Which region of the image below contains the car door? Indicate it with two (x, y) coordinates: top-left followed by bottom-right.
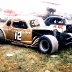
(9, 20), (32, 44)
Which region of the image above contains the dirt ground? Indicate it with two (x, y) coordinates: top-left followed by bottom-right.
(0, 44), (72, 72)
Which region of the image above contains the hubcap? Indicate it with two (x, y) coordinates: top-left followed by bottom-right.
(40, 40), (49, 52)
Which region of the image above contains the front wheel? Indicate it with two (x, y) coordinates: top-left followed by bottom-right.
(0, 30), (5, 44)
(38, 35), (58, 54)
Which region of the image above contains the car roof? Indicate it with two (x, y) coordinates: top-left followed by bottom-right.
(6, 15), (45, 27)
(46, 16), (65, 19)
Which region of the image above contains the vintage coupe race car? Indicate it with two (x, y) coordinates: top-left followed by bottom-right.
(44, 16), (69, 25)
(0, 16), (72, 54)
(44, 16), (72, 32)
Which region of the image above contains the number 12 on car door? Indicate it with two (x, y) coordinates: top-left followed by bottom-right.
(15, 31), (22, 41)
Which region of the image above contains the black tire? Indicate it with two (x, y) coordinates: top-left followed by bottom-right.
(0, 30), (5, 44)
(66, 33), (72, 37)
(38, 35), (58, 54)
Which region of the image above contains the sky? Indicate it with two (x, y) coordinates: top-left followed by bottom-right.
(0, 0), (72, 15)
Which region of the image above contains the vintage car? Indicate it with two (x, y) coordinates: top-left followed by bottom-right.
(0, 15), (72, 54)
(44, 16), (72, 33)
(44, 16), (70, 25)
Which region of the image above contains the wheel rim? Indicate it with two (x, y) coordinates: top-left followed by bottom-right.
(40, 40), (49, 52)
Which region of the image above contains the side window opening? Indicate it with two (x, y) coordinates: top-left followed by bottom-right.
(51, 18), (57, 24)
(13, 21), (27, 29)
(46, 18), (50, 23)
(30, 20), (40, 27)
(57, 18), (64, 24)
(45, 18), (51, 25)
(7, 20), (11, 26)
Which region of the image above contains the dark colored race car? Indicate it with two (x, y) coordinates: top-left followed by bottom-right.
(44, 16), (69, 25)
(0, 15), (72, 54)
(44, 16), (72, 33)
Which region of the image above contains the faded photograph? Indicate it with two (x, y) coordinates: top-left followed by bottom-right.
(0, 0), (72, 72)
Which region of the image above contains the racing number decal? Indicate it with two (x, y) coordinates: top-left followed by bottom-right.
(30, 20), (35, 24)
(53, 25), (56, 28)
(15, 32), (21, 40)
(58, 25), (63, 29)
(53, 25), (63, 29)
(30, 19), (39, 26)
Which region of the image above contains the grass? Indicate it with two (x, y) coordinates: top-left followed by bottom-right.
(0, 44), (72, 72)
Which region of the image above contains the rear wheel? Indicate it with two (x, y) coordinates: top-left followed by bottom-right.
(38, 35), (58, 54)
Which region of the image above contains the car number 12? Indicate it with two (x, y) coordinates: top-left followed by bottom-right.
(15, 32), (21, 40)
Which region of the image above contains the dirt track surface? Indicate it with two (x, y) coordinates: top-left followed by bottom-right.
(0, 44), (72, 72)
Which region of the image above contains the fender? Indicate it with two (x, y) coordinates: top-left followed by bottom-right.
(32, 30), (53, 39)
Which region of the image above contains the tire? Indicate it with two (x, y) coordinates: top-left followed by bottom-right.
(0, 30), (5, 44)
(66, 33), (72, 37)
(38, 35), (58, 54)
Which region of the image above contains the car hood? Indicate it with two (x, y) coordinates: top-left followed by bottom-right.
(32, 26), (51, 30)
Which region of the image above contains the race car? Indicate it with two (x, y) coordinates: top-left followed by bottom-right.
(0, 15), (72, 54)
(44, 16), (72, 33)
(44, 16), (69, 25)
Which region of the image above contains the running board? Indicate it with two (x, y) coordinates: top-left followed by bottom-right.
(11, 41), (37, 47)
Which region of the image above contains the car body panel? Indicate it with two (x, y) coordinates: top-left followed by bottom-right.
(0, 16), (46, 45)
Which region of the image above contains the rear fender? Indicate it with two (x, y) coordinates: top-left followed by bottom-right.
(32, 30), (53, 38)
